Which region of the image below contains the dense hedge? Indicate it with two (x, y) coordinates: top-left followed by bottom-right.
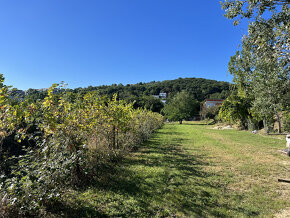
(0, 81), (163, 216)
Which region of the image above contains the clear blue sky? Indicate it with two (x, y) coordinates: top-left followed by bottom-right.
(0, 0), (248, 90)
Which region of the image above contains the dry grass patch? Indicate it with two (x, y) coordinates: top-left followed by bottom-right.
(198, 126), (290, 214)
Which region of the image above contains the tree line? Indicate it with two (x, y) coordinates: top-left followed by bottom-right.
(11, 77), (231, 114)
(219, 0), (289, 133)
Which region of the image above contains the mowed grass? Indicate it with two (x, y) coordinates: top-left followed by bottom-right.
(55, 122), (289, 217)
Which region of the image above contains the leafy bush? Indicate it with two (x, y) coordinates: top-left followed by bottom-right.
(218, 93), (253, 129)
(0, 77), (164, 216)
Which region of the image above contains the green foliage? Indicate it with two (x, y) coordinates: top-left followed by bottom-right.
(218, 92), (252, 128)
(0, 74), (164, 216)
(25, 88), (48, 103)
(137, 95), (164, 113)
(221, 0), (289, 132)
(95, 77), (230, 102)
(24, 78), (229, 115)
(228, 26), (289, 132)
(162, 91), (199, 124)
(200, 105), (220, 122)
(283, 112), (290, 132)
(220, 0), (289, 30)
(208, 90), (230, 100)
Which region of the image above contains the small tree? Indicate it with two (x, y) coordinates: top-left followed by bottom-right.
(161, 91), (198, 124)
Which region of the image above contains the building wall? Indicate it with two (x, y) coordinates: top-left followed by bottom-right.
(204, 99), (223, 108)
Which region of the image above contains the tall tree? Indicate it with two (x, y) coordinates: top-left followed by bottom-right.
(228, 30), (289, 132)
(221, 0), (289, 133)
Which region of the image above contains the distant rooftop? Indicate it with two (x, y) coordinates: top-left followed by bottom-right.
(205, 99), (224, 102)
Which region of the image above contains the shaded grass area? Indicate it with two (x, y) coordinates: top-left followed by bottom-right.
(55, 122), (289, 217)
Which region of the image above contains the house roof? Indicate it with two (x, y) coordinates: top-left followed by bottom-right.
(205, 99), (224, 102)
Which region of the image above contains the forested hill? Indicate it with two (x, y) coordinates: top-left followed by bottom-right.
(19, 77), (231, 113)
(72, 77), (231, 101)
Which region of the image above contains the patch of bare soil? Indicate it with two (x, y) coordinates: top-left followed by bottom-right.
(274, 208), (290, 218)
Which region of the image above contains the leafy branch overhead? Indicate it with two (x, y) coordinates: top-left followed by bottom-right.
(220, 0), (289, 132)
(221, 0), (289, 22)
(221, 0), (289, 60)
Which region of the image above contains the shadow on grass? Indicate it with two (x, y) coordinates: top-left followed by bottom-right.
(46, 199), (109, 218)
(182, 123), (208, 126)
(182, 121), (216, 126)
(57, 126), (261, 217)
(95, 131), (258, 216)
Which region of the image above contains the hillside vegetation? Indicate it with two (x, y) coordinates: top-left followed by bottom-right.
(21, 77), (230, 104)
(73, 77), (230, 101)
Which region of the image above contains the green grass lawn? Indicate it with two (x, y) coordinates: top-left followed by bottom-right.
(53, 122), (289, 217)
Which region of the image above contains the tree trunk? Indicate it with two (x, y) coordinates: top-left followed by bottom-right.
(179, 120), (182, 124)
(275, 111), (281, 133)
(241, 119), (247, 130)
(263, 118), (271, 134)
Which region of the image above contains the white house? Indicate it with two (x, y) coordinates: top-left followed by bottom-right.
(203, 99), (224, 108)
(152, 92), (167, 104)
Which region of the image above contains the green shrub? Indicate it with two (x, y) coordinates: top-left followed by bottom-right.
(0, 80), (164, 216)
